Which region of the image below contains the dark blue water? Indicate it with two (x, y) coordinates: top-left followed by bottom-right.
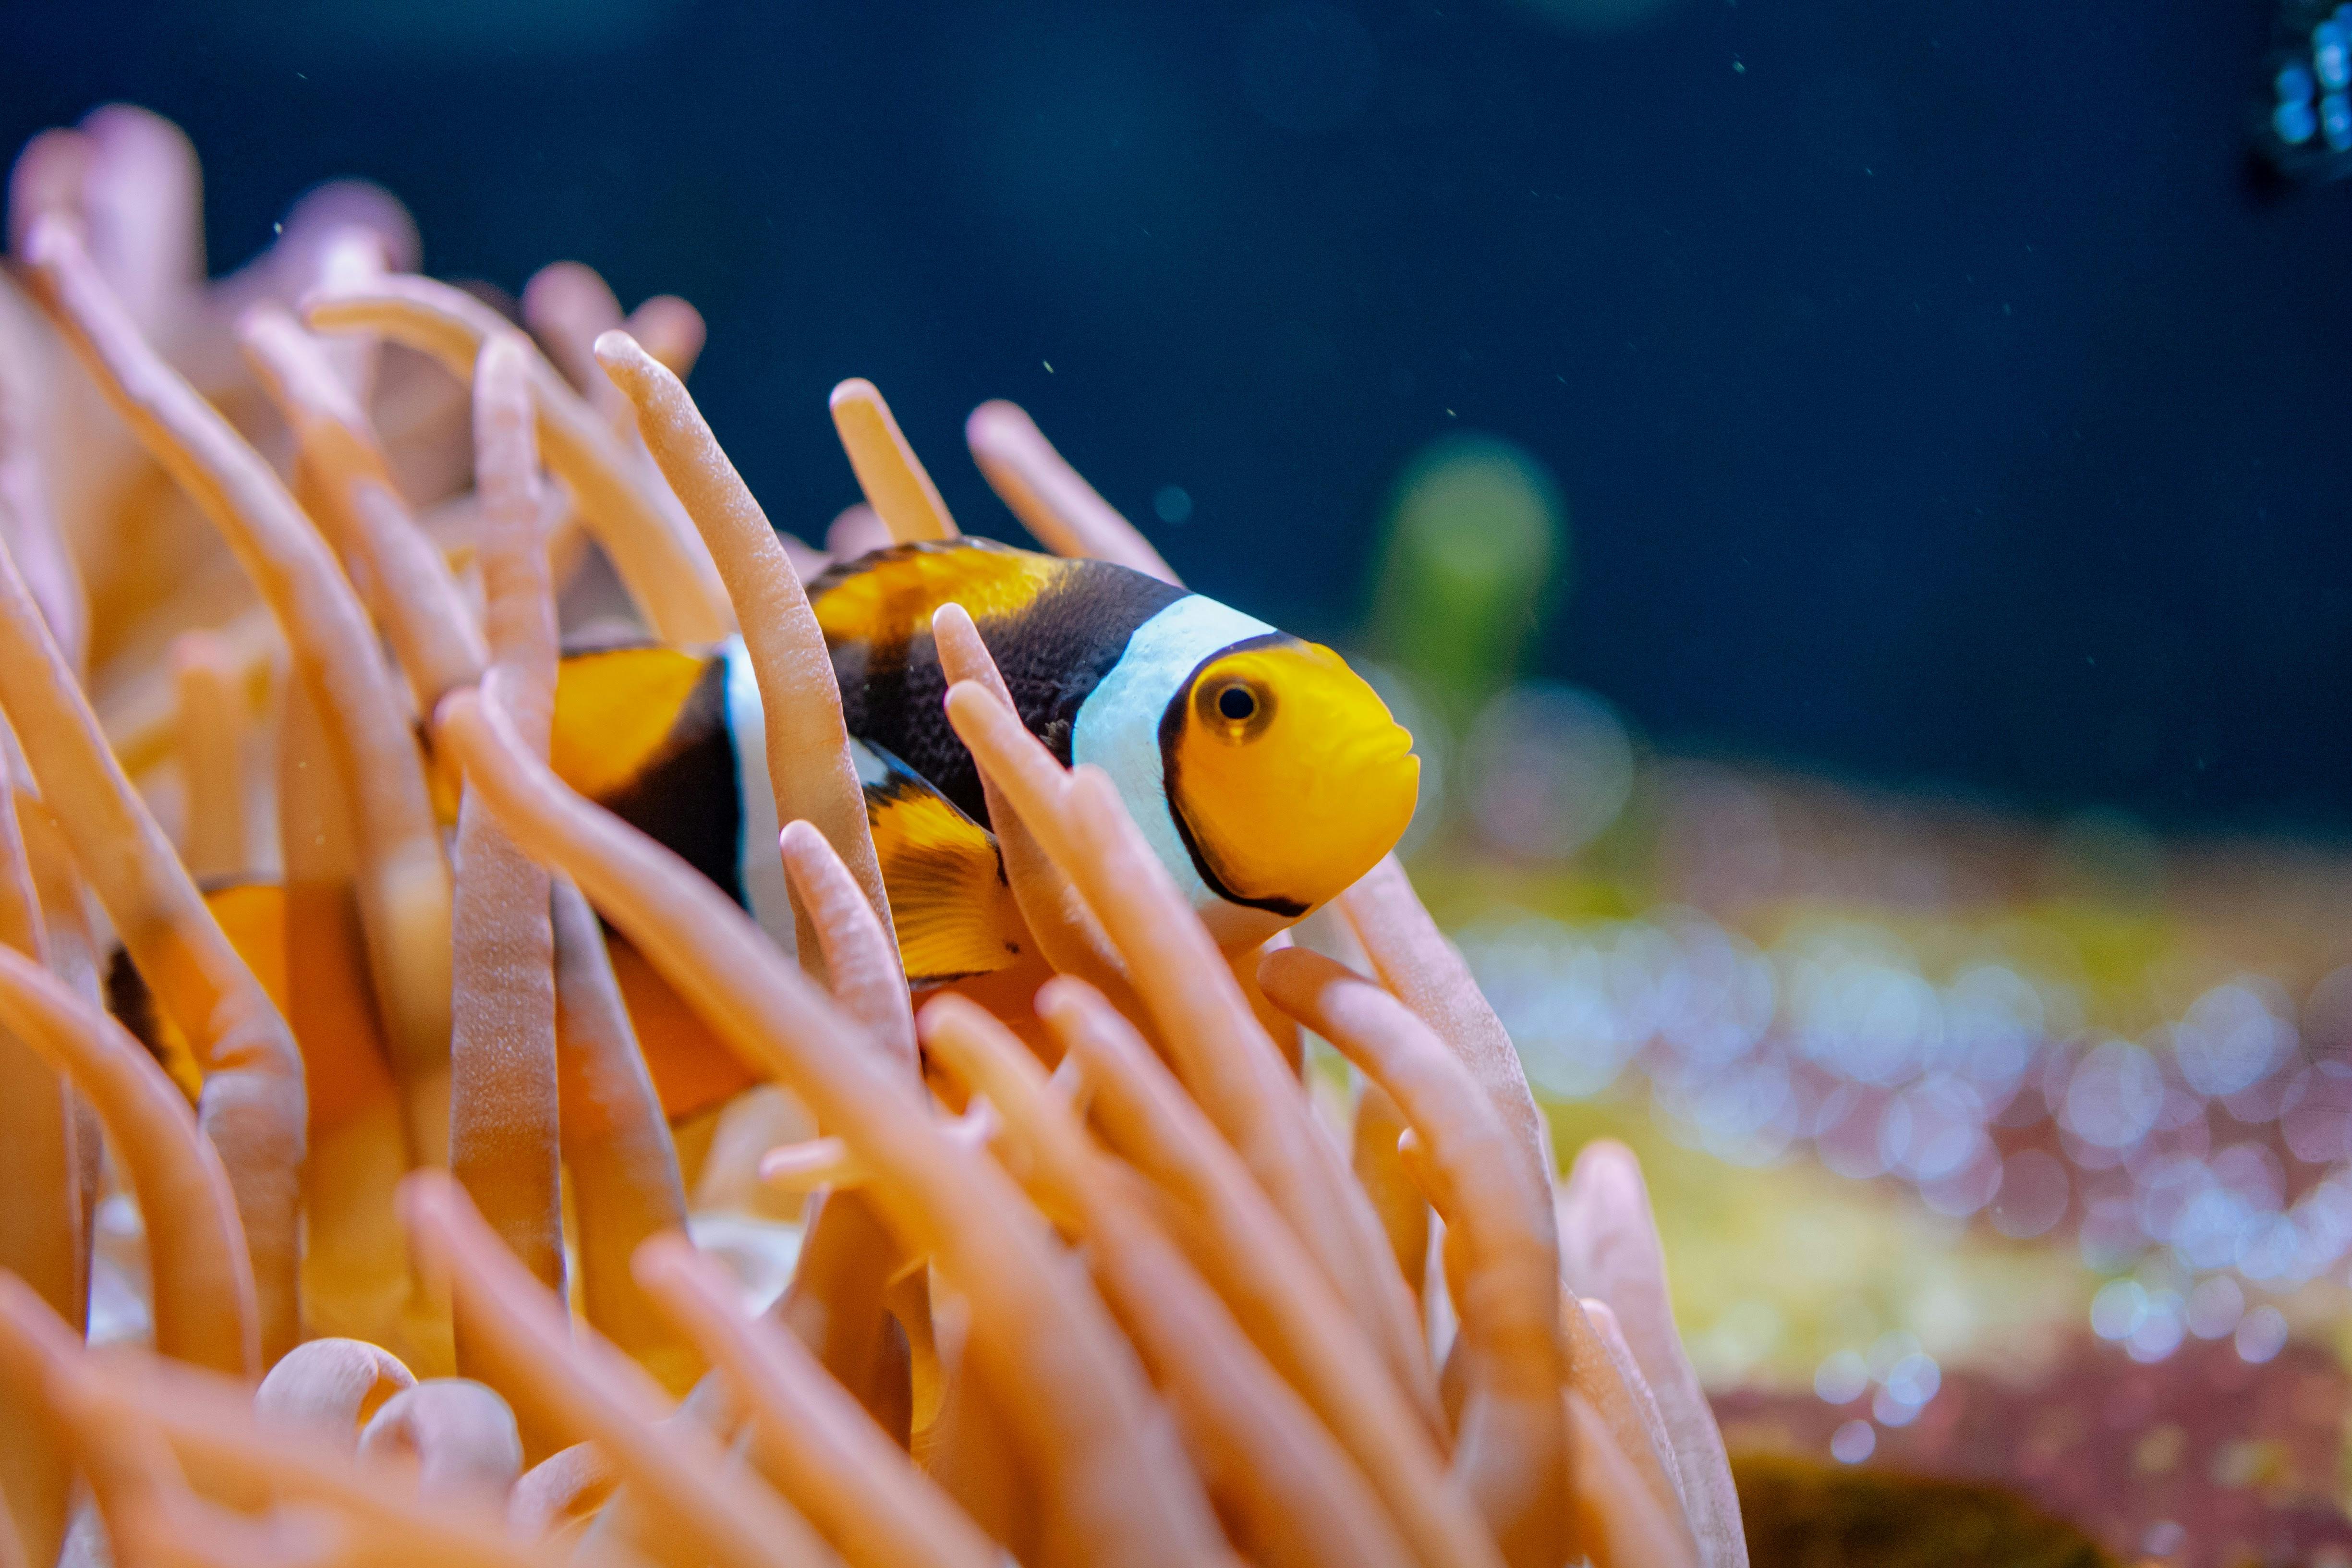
(8, 0), (2351, 831)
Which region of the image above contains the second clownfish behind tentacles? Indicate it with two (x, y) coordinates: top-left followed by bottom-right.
(559, 537), (1421, 986)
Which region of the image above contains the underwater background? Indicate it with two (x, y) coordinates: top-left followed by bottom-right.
(11, 3), (2352, 1564)
(9, 0), (2352, 832)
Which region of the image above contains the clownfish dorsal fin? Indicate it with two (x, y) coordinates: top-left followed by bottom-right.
(854, 741), (1028, 988)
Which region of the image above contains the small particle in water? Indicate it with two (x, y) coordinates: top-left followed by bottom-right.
(1830, 1419), (1876, 1463)
(1153, 486), (1193, 524)
(1733, 57), (1745, 73)
(1042, 361), (1054, 373)
(273, 222), (283, 236)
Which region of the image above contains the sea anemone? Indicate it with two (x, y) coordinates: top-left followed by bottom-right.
(0, 105), (1745, 1568)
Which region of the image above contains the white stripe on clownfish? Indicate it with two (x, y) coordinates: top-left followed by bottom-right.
(721, 636), (798, 958)
(1070, 593), (1297, 952)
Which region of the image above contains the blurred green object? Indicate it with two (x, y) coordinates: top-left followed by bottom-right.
(1733, 1453), (2116, 1568)
(1366, 433), (1567, 723)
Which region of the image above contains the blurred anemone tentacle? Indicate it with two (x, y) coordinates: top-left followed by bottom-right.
(0, 468), (304, 1365)
(942, 678), (1440, 1421)
(0, 730), (78, 1568)
(1259, 949), (1577, 1568)
(303, 276), (734, 646)
(829, 378), (958, 545)
(237, 302), (488, 713)
(550, 876), (696, 1393)
(593, 329), (891, 980)
(964, 400), (1179, 585)
(448, 333), (563, 1305)
(29, 208), (449, 1241)
(0, 945), (257, 1375)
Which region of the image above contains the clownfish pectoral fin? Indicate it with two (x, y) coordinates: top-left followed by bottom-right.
(856, 743), (1029, 988)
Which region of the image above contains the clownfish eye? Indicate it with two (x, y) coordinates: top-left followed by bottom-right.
(1197, 675), (1274, 739)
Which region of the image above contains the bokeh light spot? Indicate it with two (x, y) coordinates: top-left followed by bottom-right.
(1814, 1349), (1869, 1405)
(1463, 684), (1634, 862)
(2062, 1038), (2164, 1151)
(2185, 1275), (2246, 1339)
(1989, 1149), (2070, 1238)
(2234, 1304), (2289, 1364)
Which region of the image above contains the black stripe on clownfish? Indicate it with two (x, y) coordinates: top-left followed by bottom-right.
(812, 538), (1189, 828)
(551, 644), (744, 907)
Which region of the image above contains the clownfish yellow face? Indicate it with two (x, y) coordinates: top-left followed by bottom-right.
(1159, 635), (1418, 919)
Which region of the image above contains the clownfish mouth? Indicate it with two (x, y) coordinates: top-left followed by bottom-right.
(1343, 730), (1422, 846)
(1329, 709), (1419, 799)
(1353, 723), (1419, 775)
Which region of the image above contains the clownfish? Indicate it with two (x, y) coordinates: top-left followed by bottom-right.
(111, 538), (1418, 1122)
